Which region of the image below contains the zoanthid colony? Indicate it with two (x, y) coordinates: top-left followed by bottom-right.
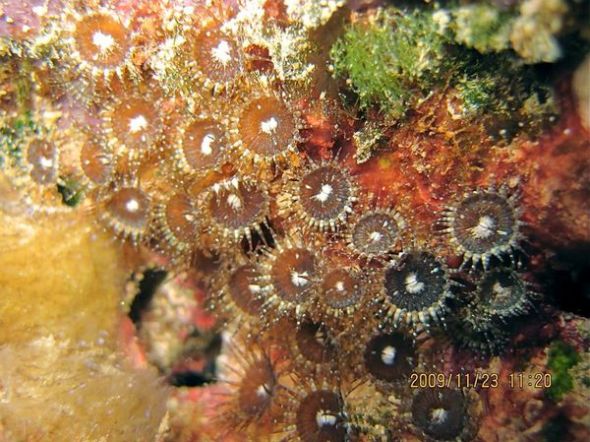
(1, 0), (589, 440)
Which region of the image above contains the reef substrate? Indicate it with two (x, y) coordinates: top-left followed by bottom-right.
(1, 0), (589, 441)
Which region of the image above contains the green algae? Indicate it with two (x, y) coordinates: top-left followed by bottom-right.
(329, 4), (560, 131)
(329, 8), (450, 118)
(57, 176), (85, 207)
(0, 111), (35, 167)
(455, 51), (559, 129)
(455, 72), (501, 118)
(546, 341), (581, 401)
(451, 4), (515, 54)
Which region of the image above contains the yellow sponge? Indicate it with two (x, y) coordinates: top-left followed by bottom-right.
(0, 202), (168, 440)
(0, 208), (123, 345)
